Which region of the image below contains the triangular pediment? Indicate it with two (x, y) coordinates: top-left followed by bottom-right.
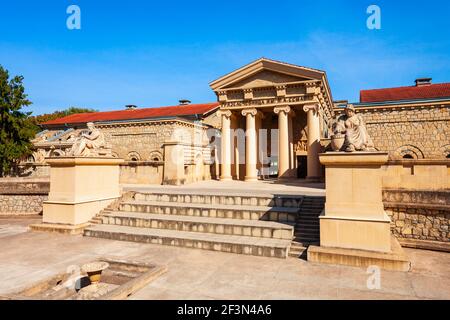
(210, 58), (325, 91)
(223, 70), (309, 89)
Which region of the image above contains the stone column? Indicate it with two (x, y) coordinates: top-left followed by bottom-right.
(219, 110), (232, 181)
(303, 104), (322, 180)
(242, 108), (258, 182)
(231, 115), (240, 180)
(288, 111), (296, 177)
(274, 106), (291, 179)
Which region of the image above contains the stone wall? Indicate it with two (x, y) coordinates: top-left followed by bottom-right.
(8, 163), (50, 178)
(0, 178), (49, 215)
(98, 120), (210, 162)
(119, 162), (164, 185)
(357, 105), (450, 159)
(384, 190), (449, 251)
(119, 161), (214, 185)
(382, 160), (450, 251)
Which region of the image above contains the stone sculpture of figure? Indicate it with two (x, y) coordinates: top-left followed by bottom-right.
(66, 133), (77, 142)
(332, 105), (375, 152)
(68, 122), (108, 157)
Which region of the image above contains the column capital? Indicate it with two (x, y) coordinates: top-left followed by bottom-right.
(217, 109), (233, 119)
(274, 106), (291, 115)
(303, 104), (319, 114)
(241, 108), (258, 117)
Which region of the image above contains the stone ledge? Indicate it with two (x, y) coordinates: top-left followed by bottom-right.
(398, 238), (450, 253)
(0, 180), (50, 195)
(383, 189), (450, 208)
(307, 236), (411, 272)
(29, 222), (91, 235)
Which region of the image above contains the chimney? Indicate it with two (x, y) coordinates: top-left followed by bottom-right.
(415, 78), (432, 87)
(125, 105), (137, 110)
(179, 99), (191, 105)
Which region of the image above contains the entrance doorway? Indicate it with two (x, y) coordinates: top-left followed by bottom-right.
(297, 156), (307, 179)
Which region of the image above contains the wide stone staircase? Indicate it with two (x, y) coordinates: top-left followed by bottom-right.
(84, 191), (324, 259)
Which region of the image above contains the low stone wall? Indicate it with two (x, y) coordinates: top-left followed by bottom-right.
(0, 178), (49, 215)
(11, 163), (50, 178)
(382, 160), (450, 190)
(119, 161), (214, 185)
(384, 189), (449, 252)
(119, 161), (164, 185)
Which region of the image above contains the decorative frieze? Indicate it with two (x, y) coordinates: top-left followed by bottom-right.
(243, 88), (253, 100)
(222, 95), (313, 108)
(275, 85), (287, 97)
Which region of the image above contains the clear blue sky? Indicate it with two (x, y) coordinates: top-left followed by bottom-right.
(1, 0), (449, 115)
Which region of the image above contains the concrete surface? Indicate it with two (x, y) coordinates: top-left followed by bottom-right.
(0, 217), (449, 300)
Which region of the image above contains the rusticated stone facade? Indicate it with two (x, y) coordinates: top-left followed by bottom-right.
(383, 189), (450, 249)
(0, 179), (49, 215)
(386, 207), (449, 243)
(0, 194), (47, 215)
(29, 118), (216, 184)
(335, 103), (450, 160)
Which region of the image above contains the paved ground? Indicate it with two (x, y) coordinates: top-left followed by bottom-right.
(122, 179), (326, 196)
(0, 217), (448, 300)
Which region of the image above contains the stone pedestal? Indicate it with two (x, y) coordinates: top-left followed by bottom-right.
(308, 152), (411, 271)
(30, 157), (123, 234)
(163, 140), (185, 185)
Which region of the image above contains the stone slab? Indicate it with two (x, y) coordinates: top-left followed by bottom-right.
(29, 222), (91, 235)
(307, 236), (411, 272)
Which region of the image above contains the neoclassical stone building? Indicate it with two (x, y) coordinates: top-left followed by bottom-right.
(210, 58), (335, 181)
(32, 103), (220, 184)
(29, 58), (450, 184)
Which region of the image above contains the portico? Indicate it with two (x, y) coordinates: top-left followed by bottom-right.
(210, 58), (335, 182)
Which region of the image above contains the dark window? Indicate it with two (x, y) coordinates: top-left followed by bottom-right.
(446, 154), (450, 159)
(403, 154), (414, 159)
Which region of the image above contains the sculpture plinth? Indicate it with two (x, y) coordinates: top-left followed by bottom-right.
(30, 157), (124, 234)
(308, 152), (411, 271)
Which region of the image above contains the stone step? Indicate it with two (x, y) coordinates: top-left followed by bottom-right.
(288, 246), (307, 258)
(297, 217), (320, 222)
(292, 240), (320, 247)
(101, 211), (294, 240)
(84, 224), (291, 259)
(133, 192), (303, 208)
(298, 212), (322, 216)
(90, 217), (103, 224)
(296, 225), (319, 230)
(118, 201), (299, 223)
(294, 236), (320, 244)
(300, 207), (323, 213)
(295, 232), (320, 239)
(296, 219), (320, 223)
(295, 228), (319, 234)
(302, 197), (325, 201)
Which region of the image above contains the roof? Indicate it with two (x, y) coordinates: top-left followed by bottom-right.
(41, 102), (220, 126)
(360, 82), (450, 103)
(209, 57), (326, 91)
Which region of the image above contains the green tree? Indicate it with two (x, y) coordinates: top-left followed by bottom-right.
(30, 106), (97, 127)
(0, 65), (35, 177)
